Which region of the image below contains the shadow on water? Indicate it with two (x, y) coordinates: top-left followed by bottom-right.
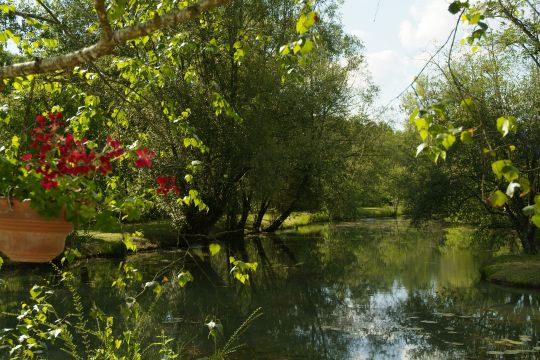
(2, 219), (540, 359)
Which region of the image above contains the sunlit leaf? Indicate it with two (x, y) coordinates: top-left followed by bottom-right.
(496, 116), (517, 137)
(460, 129), (474, 144)
(490, 190), (507, 208)
(209, 243), (221, 256)
(177, 271), (193, 288)
(532, 215), (540, 228)
(442, 134), (456, 150)
(491, 160), (512, 180)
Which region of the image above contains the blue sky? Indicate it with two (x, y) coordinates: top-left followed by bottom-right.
(339, 0), (456, 117)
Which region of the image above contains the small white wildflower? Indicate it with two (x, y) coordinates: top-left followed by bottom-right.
(206, 321), (216, 330)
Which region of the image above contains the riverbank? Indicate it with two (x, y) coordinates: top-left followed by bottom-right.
(481, 255), (540, 288)
(1, 208), (400, 266)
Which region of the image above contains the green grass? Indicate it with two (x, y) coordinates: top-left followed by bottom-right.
(65, 221), (177, 258)
(281, 212), (329, 228)
(246, 211), (329, 230)
(356, 206), (400, 218)
(481, 255), (540, 288)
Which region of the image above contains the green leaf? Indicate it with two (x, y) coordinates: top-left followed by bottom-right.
(209, 243), (221, 256)
(409, 108), (419, 123)
(177, 271), (193, 288)
(491, 160), (512, 180)
(301, 38), (313, 54)
(153, 283), (162, 295)
(0, 256), (3, 270)
(501, 164), (520, 182)
(496, 116), (517, 137)
(296, 11), (318, 35)
(460, 129), (474, 144)
(0, 5), (16, 13)
(279, 45), (290, 56)
(426, 148), (443, 163)
(30, 285), (43, 300)
(460, 98), (475, 111)
(122, 233), (138, 252)
(523, 205), (537, 216)
(490, 190), (508, 208)
(448, 1), (463, 14)
(442, 134), (456, 150)
(415, 118), (429, 132)
(416, 82), (425, 97)
(532, 215), (540, 228)
(519, 177), (530, 196)
(115, 339), (122, 350)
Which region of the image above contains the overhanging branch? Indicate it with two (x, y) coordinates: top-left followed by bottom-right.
(0, 0), (231, 79)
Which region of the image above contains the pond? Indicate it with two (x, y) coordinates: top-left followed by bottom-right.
(1, 219), (540, 359)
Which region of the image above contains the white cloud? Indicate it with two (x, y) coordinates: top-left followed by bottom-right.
(349, 29), (367, 40)
(399, 1), (455, 51)
(366, 50), (416, 96)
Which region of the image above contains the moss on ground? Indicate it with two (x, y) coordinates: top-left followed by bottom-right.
(481, 255), (540, 288)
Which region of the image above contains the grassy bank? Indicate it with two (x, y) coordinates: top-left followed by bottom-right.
(63, 207), (396, 259)
(481, 255), (540, 288)
(355, 206), (400, 218)
(64, 221), (178, 259)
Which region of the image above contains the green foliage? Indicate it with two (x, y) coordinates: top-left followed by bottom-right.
(209, 243), (221, 256)
(407, 0), (540, 253)
(177, 271), (194, 288)
(204, 307), (263, 360)
(0, 259), (258, 359)
(229, 256), (258, 284)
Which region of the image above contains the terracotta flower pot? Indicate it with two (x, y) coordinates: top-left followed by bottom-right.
(0, 198), (73, 263)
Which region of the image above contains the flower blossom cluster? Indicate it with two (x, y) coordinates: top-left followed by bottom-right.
(21, 112), (154, 190)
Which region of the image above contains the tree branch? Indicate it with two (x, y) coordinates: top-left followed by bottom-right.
(0, 0), (231, 79)
(94, 0), (113, 42)
(11, 10), (55, 24)
(35, 0), (63, 27)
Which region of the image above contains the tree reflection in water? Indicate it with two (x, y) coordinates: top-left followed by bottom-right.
(1, 220), (540, 359)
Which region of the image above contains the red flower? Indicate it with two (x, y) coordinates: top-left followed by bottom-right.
(36, 114), (46, 126)
(98, 157), (113, 176)
(134, 148), (154, 168)
(41, 177), (58, 190)
(156, 175), (181, 196)
(48, 112), (63, 122)
(107, 136), (121, 149)
(106, 136), (124, 158)
(21, 153), (32, 161)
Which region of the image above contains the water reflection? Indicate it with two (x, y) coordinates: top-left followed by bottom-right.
(1, 220), (540, 359)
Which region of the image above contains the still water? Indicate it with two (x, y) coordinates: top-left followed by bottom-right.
(1, 220), (540, 359)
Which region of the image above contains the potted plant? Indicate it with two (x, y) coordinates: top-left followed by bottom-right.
(0, 112), (157, 262)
